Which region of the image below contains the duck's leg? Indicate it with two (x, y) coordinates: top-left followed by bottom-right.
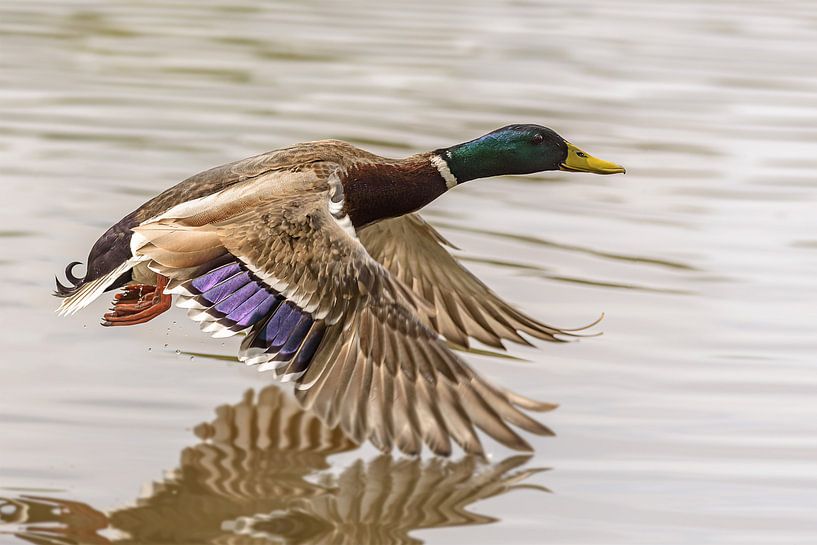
(111, 284), (156, 306)
(102, 274), (172, 327)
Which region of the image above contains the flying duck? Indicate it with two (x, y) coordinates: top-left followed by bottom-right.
(54, 124), (625, 456)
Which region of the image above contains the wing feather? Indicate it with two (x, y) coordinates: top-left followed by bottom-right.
(129, 164), (555, 456)
(359, 214), (586, 348)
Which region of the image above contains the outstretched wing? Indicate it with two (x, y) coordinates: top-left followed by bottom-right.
(132, 164), (555, 456)
(359, 213), (579, 348)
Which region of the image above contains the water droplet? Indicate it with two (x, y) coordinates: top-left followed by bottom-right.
(175, 349), (181, 355)
(147, 347), (152, 352)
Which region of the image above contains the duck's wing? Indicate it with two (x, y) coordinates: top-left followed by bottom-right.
(359, 213), (579, 349)
(132, 164), (555, 456)
(54, 140), (372, 315)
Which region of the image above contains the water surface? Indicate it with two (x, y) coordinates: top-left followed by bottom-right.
(1, 1), (817, 543)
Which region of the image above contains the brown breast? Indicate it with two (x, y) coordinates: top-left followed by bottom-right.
(342, 154), (448, 228)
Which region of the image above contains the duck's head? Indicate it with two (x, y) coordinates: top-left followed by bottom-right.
(440, 124), (625, 183)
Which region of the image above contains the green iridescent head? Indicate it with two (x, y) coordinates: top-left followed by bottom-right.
(441, 124), (625, 183)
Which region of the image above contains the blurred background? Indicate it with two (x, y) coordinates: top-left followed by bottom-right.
(1, 1), (816, 544)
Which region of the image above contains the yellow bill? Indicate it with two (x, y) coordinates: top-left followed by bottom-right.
(560, 142), (625, 175)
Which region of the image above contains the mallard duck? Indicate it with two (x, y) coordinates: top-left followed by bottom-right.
(54, 124), (624, 456)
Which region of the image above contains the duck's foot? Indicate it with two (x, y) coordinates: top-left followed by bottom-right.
(102, 274), (172, 327)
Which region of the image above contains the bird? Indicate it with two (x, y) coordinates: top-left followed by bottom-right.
(53, 124), (625, 457)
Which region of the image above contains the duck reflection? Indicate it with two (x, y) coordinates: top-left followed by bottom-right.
(1, 386), (548, 545)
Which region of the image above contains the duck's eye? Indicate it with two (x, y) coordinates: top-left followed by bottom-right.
(531, 134), (544, 145)
(576, 151), (588, 158)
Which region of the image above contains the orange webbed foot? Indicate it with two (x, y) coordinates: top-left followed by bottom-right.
(102, 275), (172, 327)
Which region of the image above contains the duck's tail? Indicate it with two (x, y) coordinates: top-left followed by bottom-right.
(54, 259), (137, 316)
(54, 261), (85, 297)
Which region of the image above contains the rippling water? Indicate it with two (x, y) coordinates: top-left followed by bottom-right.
(1, 1), (817, 543)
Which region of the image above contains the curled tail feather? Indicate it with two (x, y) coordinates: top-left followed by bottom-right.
(54, 259), (138, 316)
(54, 261), (86, 298)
